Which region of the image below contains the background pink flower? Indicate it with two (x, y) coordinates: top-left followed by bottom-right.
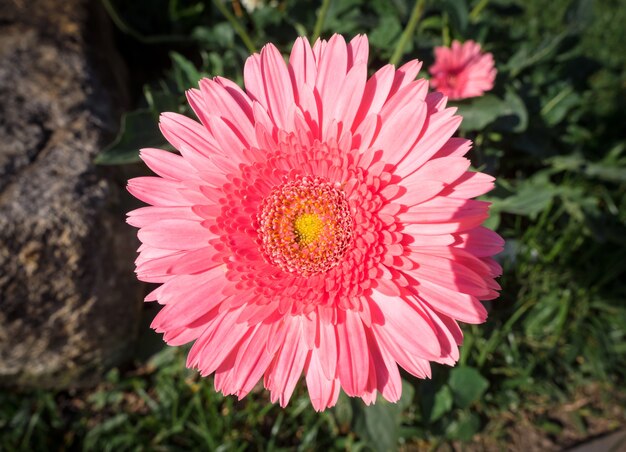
(127, 34), (503, 411)
(429, 40), (496, 100)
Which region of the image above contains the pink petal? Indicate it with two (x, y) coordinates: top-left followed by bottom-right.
(388, 59), (423, 99)
(347, 34), (369, 68)
(411, 300), (460, 364)
(396, 181), (445, 206)
(413, 279), (488, 324)
(407, 251), (490, 297)
(138, 218), (212, 250)
(136, 250), (185, 282)
(305, 349), (341, 412)
(127, 206), (199, 228)
(265, 317), (308, 407)
(336, 309), (369, 397)
(331, 62), (367, 132)
(185, 88), (211, 128)
(442, 171), (495, 198)
(433, 137), (472, 159)
(395, 112), (463, 177)
(199, 78), (255, 146)
(151, 271), (228, 330)
(206, 115), (249, 163)
(188, 306), (249, 375)
(244, 53), (267, 107)
(372, 324), (432, 379)
(127, 177), (188, 207)
(366, 328), (402, 402)
(371, 101), (427, 165)
(400, 198), (490, 229)
(352, 64), (395, 131)
(371, 292), (442, 360)
(232, 324), (274, 398)
(380, 80), (429, 124)
(261, 44), (296, 129)
(289, 37), (316, 96)
(317, 315), (338, 380)
(140, 148), (196, 181)
(160, 112), (216, 156)
(456, 227), (505, 257)
(401, 157), (471, 190)
(316, 35), (348, 123)
(163, 321), (210, 346)
(167, 246), (220, 274)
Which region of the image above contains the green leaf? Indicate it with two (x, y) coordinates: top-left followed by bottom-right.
(540, 84), (580, 127)
(482, 211), (501, 230)
(143, 84), (179, 113)
(584, 144), (626, 183)
(489, 174), (560, 218)
(170, 51), (202, 89)
(333, 392), (353, 428)
(497, 88), (529, 133)
(491, 189), (554, 217)
(362, 402), (400, 452)
(421, 384), (454, 423)
(448, 366), (489, 409)
(369, 15), (403, 52)
(505, 31), (568, 76)
(585, 163), (626, 183)
(430, 385), (454, 422)
(353, 380), (414, 452)
(457, 95), (508, 131)
(438, 0), (469, 32)
(419, 15), (443, 32)
(249, 6), (283, 30)
(191, 23), (234, 49)
(95, 109), (166, 165)
(398, 379), (416, 411)
(566, 0), (594, 30)
(445, 411), (481, 441)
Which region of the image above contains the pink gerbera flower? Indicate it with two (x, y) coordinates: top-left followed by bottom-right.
(429, 40), (496, 100)
(127, 34), (503, 411)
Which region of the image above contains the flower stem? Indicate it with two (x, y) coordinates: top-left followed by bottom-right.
(389, 0), (427, 66)
(469, 0), (489, 22)
(442, 12), (450, 46)
(212, 0), (257, 54)
(311, 0), (332, 43)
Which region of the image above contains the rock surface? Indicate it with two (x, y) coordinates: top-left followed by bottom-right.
(0, 0), (142, 388)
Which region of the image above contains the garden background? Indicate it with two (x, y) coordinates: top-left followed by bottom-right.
(0, 0), (624, 450)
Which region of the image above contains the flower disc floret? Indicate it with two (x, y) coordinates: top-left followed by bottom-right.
(258, 176), (353, 276)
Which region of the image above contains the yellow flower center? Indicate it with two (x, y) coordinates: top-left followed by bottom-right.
(294, 213), (324, 245)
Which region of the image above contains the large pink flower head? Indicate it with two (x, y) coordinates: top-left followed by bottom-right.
(429, 40), (496, 100)
(127, 34), (503, 411)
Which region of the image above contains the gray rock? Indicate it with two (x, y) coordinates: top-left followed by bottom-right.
(0, 0), (142, 388)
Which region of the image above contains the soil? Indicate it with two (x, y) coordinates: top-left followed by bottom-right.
(449, 383), (626, 451)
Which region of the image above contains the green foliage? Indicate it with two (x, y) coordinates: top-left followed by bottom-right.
(96, 109), (166, 165)
(421, 384), (453, 423)
(352, 381), (415, 451)
(456, 95), (504, 131)
(448, 366), (490, 409)
(17, 0), (623, 449)
(0, 348), (341, 450)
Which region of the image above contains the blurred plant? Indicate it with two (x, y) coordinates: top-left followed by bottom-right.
(429, 39), (496, 100)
